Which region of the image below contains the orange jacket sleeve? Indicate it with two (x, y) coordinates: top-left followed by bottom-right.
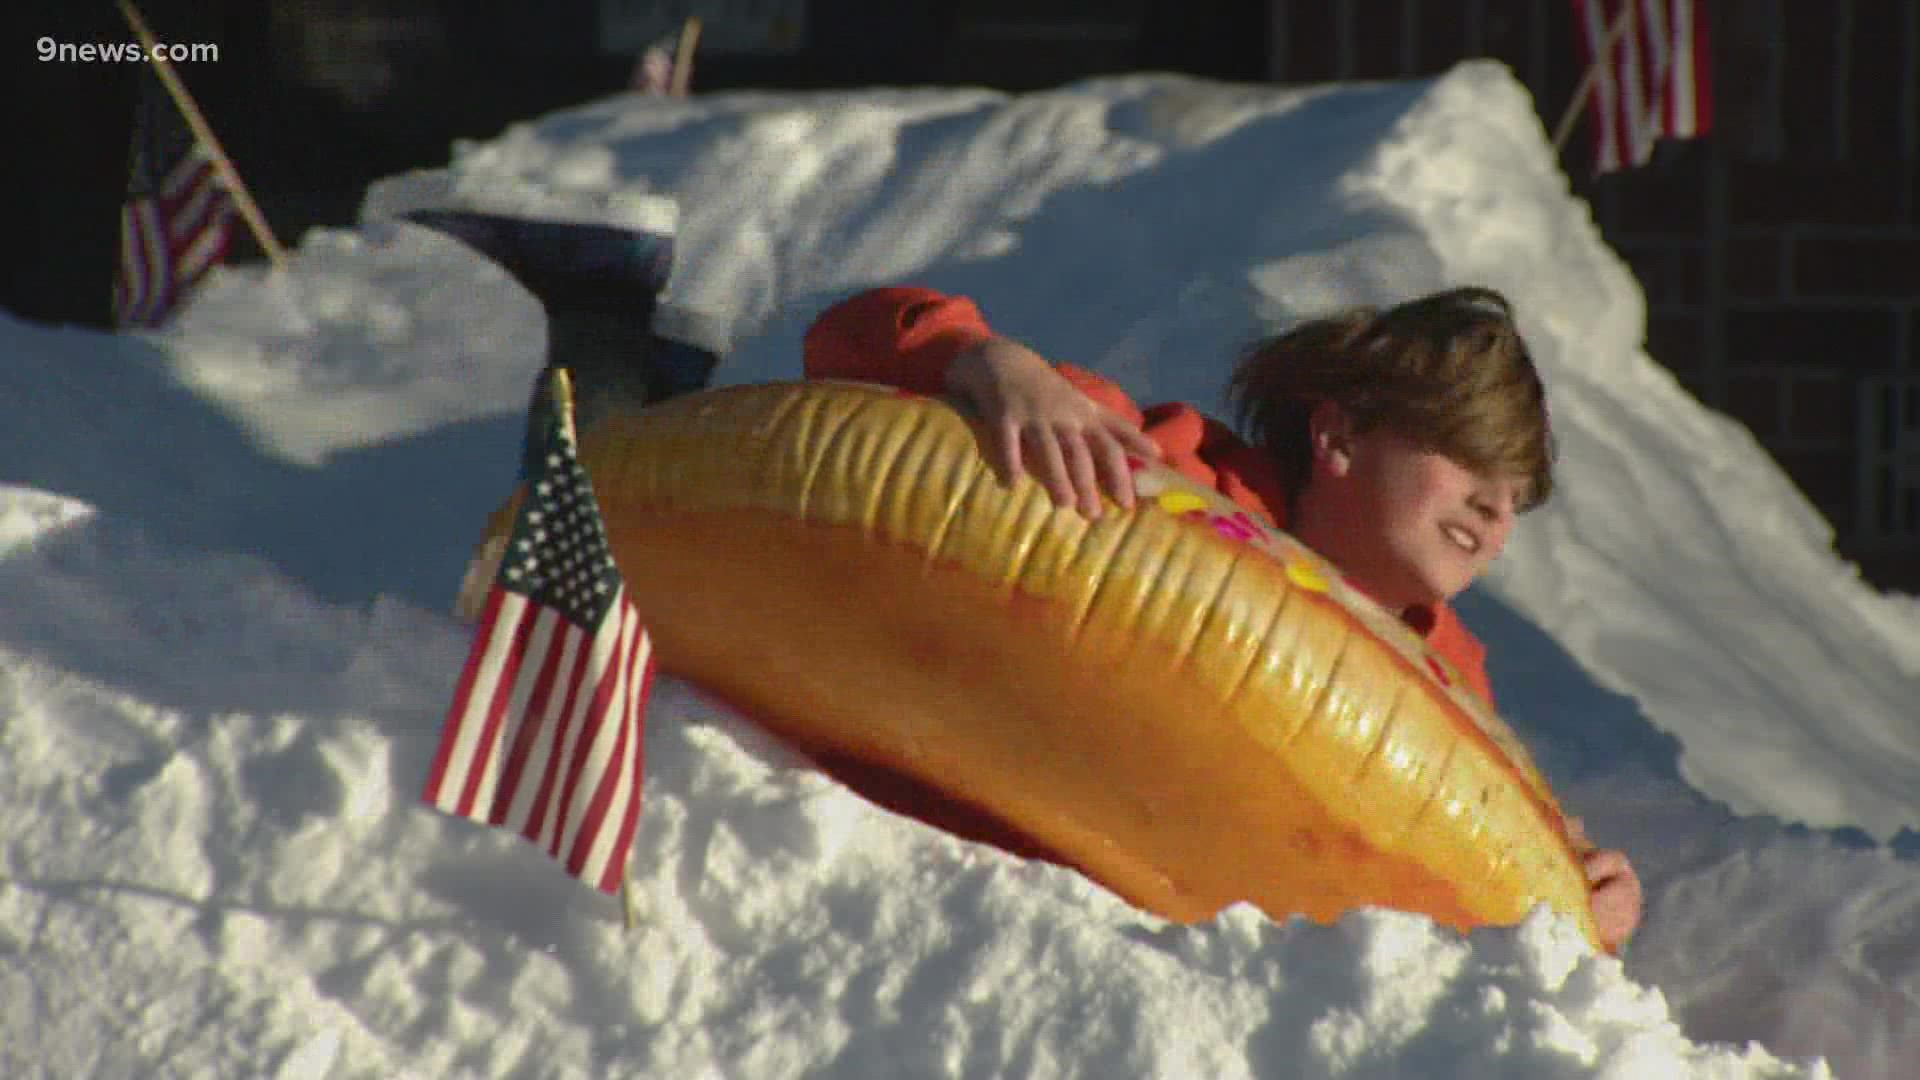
(802, 287), (994, 396)
(802, 287), (1148, 422)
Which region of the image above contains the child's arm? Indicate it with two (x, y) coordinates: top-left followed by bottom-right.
(803, 288), (1160, 517)
(946, 336), (1159, 517)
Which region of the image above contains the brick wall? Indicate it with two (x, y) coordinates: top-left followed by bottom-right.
(1725, 164), (1920, 554)
(1598, 150), (1920, 593)
(1368, 0), (1920, 596)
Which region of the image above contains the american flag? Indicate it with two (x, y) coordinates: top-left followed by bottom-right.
(114, 72), (235, 328)
(423, 368), (657, 894)
(1574, 0), (1713, 173)
(631, 41), (677, 96)
(629, 17), (698, 96)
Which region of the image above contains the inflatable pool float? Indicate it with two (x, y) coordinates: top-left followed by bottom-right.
(480, 379), (1602, 950)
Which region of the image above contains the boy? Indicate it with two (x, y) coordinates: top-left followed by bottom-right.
(804, 285), (1643, 952)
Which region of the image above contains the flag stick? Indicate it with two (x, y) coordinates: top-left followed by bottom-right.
(550, 366), (578, 443)
(671, 17), (702, 97)
(117, 0), (290, 271)
(1552, 0), (1640, 154)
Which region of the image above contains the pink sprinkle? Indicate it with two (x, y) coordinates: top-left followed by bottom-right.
(1209, 513), (1260, 542)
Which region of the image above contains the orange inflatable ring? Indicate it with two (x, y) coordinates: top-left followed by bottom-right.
(520, 379), (1599, 949)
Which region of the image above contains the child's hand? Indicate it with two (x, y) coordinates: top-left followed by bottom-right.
(1566, 818), (1641, 952)
(1582, 847), (1643, 954)
(946, 336), (1161, 519)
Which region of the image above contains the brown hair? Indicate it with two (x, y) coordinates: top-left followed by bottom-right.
(1226, 286), (1555, 511)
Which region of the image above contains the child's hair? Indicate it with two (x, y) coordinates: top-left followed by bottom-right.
(1226, 286), (1555, 511)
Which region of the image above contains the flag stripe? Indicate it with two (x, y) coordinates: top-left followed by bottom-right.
(529, 626), (595, 853)
(424, 586), (508, 807)
(172, 234), (228, 287)
(1614, 2), (1645, 169)
(1667, 0), (1695, 133)
(566, 625), (634, 881)
(594, 610), (650, 889)
(159, 152), (211, 202)
(589, 620), (653, 891)
(133, 200), (171, 325)
(1581, 0), (1622, 171)
(493, 626), (580, 831)
(470, 607), (559, 819)
(1679, 0), (1712, 136)
(553, 601), (636, 862)
(115, 204), (151, 326)
(452, 592), (539, 817)
(570, 603), (647, 885)
(1640, 0), (1673, 136)
(165, 165), (223, 239)
(1576, 0), (1711, 174)
(583, 618), (652, 887)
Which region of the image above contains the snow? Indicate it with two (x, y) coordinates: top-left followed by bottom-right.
(5, 60), (1916, 1077)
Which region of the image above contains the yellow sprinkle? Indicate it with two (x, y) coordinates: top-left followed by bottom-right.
(1156, 491), (1209, 515)
(1286, 560), (1329, 593)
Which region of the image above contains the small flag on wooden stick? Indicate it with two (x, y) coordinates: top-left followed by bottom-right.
(113, 70), (235, 328)
(630, 16), (701, 96)
(114, 0), (288, 309)
(1568, 0), (1713, 174)
(423, 368), (657, 894)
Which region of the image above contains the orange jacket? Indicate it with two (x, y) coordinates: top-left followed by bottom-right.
(803, 286), (1496, 705)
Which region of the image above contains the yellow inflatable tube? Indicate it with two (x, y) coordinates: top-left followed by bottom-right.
(526, 379), (1599, 949)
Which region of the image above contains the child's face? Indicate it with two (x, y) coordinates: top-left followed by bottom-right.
(1297, 414), (1525, 610)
